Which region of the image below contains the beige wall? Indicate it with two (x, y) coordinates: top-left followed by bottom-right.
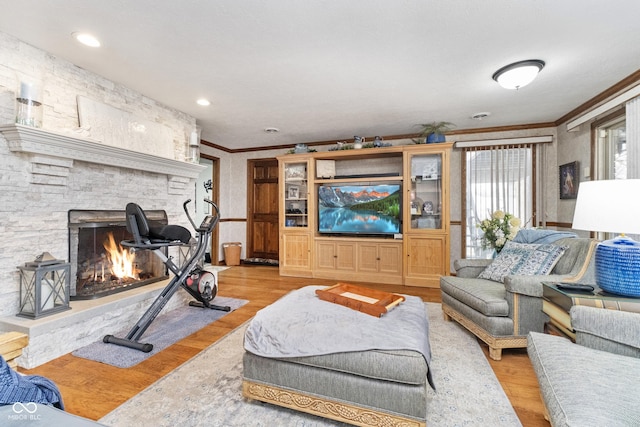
(555, 123), (591, 230)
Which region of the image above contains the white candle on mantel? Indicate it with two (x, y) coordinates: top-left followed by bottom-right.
(19, 81), (41, 101)
(189, 129), (200, 147)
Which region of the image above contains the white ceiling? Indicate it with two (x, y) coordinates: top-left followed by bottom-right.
(1, 1), (640, 150)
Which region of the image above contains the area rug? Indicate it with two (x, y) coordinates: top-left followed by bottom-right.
(72, 296), (247, 368)
(99, 302), (521, 426)
(204, 265), (230, 272)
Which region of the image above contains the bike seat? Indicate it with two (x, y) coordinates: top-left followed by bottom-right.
(123, 202), (192, 249)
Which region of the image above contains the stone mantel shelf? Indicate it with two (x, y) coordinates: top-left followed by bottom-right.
(0, 124), (205, 180)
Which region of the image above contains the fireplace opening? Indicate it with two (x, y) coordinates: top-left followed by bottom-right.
(68, 209), (170, 300)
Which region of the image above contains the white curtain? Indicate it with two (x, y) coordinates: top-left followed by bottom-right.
(626, 96), (640, 179)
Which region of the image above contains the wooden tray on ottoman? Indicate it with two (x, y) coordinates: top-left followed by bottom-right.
(315, 283), (405, 317)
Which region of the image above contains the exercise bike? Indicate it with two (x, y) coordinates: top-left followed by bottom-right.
(103, 198), (230, 352)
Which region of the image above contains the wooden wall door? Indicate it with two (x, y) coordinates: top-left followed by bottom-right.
(247, 159), (279, 260)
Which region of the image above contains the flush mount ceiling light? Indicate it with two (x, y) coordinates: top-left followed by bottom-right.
(471, 112), (491, 120)
(264, 127), (280, 133)
(72, 32), (101, 47)
(492, 59), (545, 90)
(196, 98), (211, 106)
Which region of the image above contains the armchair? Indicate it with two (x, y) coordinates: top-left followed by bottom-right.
(440, 237), (597, 360)
(528, 306), (640, 426)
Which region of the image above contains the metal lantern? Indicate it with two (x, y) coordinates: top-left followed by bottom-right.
(18, 252), (71, 319)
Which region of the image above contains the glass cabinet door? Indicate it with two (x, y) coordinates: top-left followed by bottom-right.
(283, 162), (308, 228)
(409, 153), (443, 230)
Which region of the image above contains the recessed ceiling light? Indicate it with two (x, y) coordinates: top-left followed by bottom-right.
(264, 127), (280, 133)
(471, 112), (491, 120)
(196, 99), (211, 106)
(72, 32), (101, 48)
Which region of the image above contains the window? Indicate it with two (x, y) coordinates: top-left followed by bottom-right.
(464, 144), (535, 258)
(594, 114), (632, 240)
(594, 116), (626, 180)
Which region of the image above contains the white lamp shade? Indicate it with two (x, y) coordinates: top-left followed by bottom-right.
(572, 179), (640, 235)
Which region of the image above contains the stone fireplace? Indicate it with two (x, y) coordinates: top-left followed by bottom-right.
(68, 209), (170, 299)
(0, 124), (206, 369)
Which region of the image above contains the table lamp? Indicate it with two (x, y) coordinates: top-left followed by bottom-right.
(572, 179), (640, 297)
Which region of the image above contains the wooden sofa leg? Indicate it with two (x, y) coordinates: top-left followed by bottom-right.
(443, 311), (451, 321)
(489, 346), (502, 361)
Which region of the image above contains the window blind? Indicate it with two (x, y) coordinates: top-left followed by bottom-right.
(626, 96), (640, 179)
(464, 144), (535, 258)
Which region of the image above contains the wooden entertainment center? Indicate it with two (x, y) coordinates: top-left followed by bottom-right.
(278, 142), (452, 287)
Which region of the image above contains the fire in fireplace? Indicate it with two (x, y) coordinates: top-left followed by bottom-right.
(68, 209), (170, 300)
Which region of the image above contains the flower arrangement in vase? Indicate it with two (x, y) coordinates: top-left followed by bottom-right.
(478, 210), (521, 253)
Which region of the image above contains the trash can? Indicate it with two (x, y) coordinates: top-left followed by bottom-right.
(223, 242), (242, 266)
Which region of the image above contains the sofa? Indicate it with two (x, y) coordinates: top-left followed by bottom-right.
(528, 306), (640, 426)
(440, 237), (597, 360)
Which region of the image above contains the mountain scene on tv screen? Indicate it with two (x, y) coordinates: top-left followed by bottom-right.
(318, 185), (400, 234)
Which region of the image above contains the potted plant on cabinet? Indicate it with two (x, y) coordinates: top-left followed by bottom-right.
(413, 121), (454, 144)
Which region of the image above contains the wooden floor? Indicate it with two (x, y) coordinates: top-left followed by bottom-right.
(20, 266), (549, 426)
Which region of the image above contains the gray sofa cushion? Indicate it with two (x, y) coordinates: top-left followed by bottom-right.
(528, 332), (640, 427)
(572, 306), (640, 357)
(440, 276), (509, 316)
(0, 404), (104, 426)
(441, 293), (514, 336)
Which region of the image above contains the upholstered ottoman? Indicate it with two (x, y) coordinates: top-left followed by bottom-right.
(242, 286), (433, 427)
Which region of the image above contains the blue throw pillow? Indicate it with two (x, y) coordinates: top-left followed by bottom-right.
(478, 241), (567, 283)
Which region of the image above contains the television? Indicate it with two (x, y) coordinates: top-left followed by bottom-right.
(318, 183), (401, 235)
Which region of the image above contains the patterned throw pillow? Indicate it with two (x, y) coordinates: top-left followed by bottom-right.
(477, 241), (567, 283)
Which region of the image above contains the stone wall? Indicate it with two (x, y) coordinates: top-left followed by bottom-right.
(0, 31), (197, 318)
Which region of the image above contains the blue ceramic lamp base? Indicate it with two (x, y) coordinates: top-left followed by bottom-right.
(595, 236), (640, 297)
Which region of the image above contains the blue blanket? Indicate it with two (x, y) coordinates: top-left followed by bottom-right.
(513, 229), (577, 244)
(244, 285), (434, 389)
(0, 356), (63, 409)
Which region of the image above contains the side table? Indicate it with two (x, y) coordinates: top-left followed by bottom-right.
(542, 282), (640, 340)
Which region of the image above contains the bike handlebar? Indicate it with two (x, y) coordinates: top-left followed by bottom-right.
(182, 199), (220, 233)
